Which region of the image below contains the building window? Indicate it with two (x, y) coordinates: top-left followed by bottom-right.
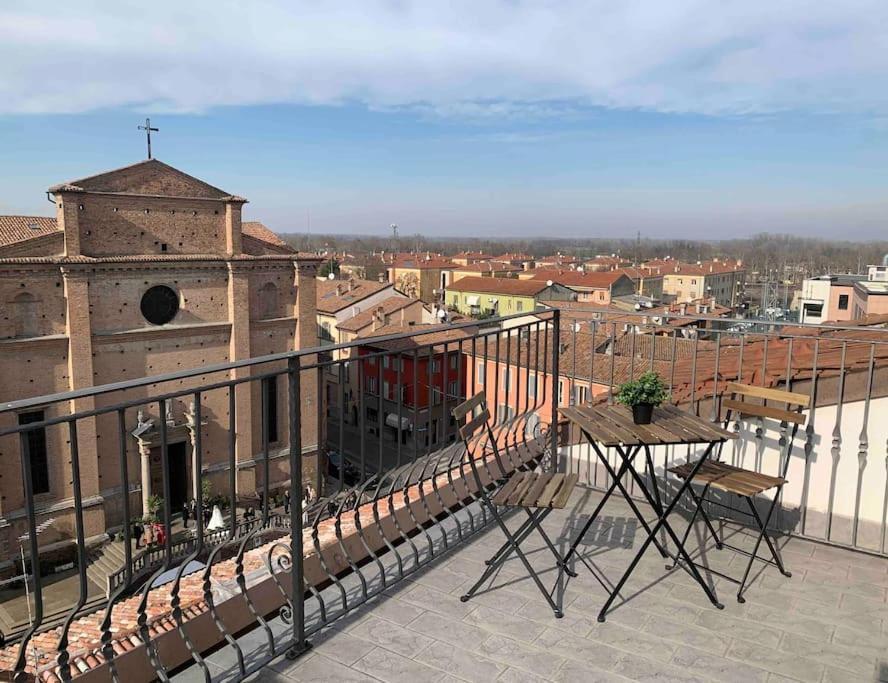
(477, 362), (486, 386)
(383, 380), (391, 399)
(262, 376), (279, 443)
(367, 376), (378, 395)
(516, 300), (523, 312)
(497, 404), (515, 423)
(383, 356), (390, 369)
(431, 359), (441, 373)
(558, 380), (566, 406)
(259, 282), (279, 318)
(448, 380), (459, 397)
(19, 411), (49, 494)
(449, 354), (458, 370)
(140, 285), (179, 325)
(838, 294), (849, 310)
(528, 374), (537, 398)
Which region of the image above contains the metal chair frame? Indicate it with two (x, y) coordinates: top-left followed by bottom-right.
(452, 391), (570, 618)
(669, 383), (808, 603)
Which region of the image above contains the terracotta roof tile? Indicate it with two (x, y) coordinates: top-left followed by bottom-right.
(446, 276), (560, 296)
(316, 278), (392, 313)
(337, 296), (418, 332)
(0, 215), (60, 247)
(241, 221), (294, 252)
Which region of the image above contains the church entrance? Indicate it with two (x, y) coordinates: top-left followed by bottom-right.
(167, 442), (188, 511)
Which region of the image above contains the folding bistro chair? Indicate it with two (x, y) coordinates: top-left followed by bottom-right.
(668, 383), (808, 602)
(452, 391), (577, 618)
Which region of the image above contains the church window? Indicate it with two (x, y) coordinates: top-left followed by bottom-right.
(12, 292), (39, 337)
(259, 282), (279, 318)
(140, 285), (179, 325)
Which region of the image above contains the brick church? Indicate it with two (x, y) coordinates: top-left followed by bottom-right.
(0, 159), (322, 565)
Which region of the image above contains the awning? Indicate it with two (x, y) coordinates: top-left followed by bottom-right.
(466, 295), (480, 306)
(385, 413), (411, 430)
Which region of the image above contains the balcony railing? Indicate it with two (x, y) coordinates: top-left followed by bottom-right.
(0, 307), (885, 681)
(0, 310), (561, 682)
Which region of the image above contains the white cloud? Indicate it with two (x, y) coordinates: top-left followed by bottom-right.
(1, 0), (888, 117)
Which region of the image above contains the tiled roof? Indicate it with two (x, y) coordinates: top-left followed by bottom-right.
(241, 221), (293, 251)
(446, 276), (558, 296)
(316, 278), (391, 313)
(492, 253), (533, 262)
(453, 262), (521, 274)
(390, 255), (456, 270)
(356, 323), (477, 353)
(337, 296), (418, 332)
(0, 215), (60, 247)
(597, 331), (717, 361)
(529, 269), (628, 289)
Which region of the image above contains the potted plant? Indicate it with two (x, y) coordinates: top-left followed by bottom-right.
(616, 371), (669, 424)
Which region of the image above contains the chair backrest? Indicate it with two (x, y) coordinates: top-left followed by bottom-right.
(722, 382), (809, 478)
(451, 390), (506, 488)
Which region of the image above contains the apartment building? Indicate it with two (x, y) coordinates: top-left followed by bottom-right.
(446, 276), (577, 317)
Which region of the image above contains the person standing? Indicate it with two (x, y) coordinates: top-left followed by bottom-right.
(181, 501), (190, 528)
(283, 490), (291, 515)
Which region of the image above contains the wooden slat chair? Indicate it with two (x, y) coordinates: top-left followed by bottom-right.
(668, 382), (808, 603)
(452, 391), (577, 618)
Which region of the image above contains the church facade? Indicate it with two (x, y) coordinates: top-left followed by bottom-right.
(0, 160), (322, 567)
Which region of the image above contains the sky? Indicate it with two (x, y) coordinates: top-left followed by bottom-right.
(2, 1), (888, 240)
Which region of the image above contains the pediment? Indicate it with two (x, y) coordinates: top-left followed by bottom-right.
(49, 159), (236, 200)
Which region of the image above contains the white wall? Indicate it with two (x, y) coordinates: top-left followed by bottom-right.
(562, 395), (888, 554)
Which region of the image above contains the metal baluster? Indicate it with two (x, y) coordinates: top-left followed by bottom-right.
(710, 333), (721, 423)
(608, 322), (617, 405)
(338, 361), (346, 494)
(377, 352), (384, 474)
(396, 350), (404, 469)
(827, 342), (847, 542)
(852, 345), (876, 548)
(100, 409), (134, 682)
(551, 308), (561, 472)
(13, 420), (46, 682)
(169, 392), (209, 680)
(56, 420), (88, 681)
(800, 339), (819, 537)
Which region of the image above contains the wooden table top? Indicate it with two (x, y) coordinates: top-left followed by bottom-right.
(559, 404), (737, 448)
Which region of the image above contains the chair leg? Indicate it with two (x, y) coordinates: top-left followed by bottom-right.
(461, 501), (563, 618)
(736, 494), (784, 603)
(666, 482), (712, 570)
(745, 493), (791, 578)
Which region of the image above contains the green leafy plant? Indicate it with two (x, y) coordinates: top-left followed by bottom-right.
(146, 494), (164, 523)
(615, 371), (669, 407)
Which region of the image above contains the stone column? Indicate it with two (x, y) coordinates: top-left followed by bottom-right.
(139, 440), (152, 515)
(185, 402), (200, 503)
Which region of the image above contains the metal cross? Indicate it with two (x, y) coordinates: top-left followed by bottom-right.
(138, 117), (159, 159)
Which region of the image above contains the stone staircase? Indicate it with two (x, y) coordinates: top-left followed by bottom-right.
(86, 538), (134, 597)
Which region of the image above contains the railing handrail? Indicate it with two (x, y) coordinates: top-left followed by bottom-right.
(0, 309), (555, 414)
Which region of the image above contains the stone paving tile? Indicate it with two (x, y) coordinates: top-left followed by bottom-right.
(612, 653), (712, 683)
(347, 615), (435, 658)
(351, 646), (448, 682)
(360, 595), (426, 626)
(309, 628), (376, 666)
(777, 631), (881, 678)
(534, 626), (626, 673)
(550, 659), (635, 682)
(831, 622), (888, 653)
(462, 605), (547, 643)
(394, 582), (478, 619)
(415, 644), (507, 683)
(496, 667), (550, 683)
(585, 620), (678, 661)
(693, 610), (783, 648)
(741, 603), (835, 641)
(670, 645), (770, 683)
(451, 578), (533, 614)
(478, 633), (566, 679)
(724, 639), (825, 682)
(640, 614), (732, 656)
(406, 610), (491, 651)
(271, 652), (381, 682)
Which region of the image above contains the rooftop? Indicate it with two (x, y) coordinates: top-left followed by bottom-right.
(529, 269), (630, 289)
(447, 276), (561, 296)
(263, 485), (888, 683)
(316, 278), (392, 313)
(0, 215), (61, 248)
(336, 295), (418, 332)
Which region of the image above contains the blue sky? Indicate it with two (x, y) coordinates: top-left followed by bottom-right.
(2, 1), (888, 239)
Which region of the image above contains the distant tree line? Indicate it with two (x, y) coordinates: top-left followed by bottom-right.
(283, 232), (888, 283)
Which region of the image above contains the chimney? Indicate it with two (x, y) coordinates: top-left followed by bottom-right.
(372, 306), (386, 331)
(347, 279), (356, 293)
(378, 272), (385, 283)
(679, 303), (687, 316)
(335, 283), (343, 296)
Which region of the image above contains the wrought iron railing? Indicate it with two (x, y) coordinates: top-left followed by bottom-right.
(555, 311), (888, 558)
(0, 309), (561, 682)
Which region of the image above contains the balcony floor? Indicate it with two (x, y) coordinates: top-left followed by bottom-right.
(251, 485), (888, 682)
